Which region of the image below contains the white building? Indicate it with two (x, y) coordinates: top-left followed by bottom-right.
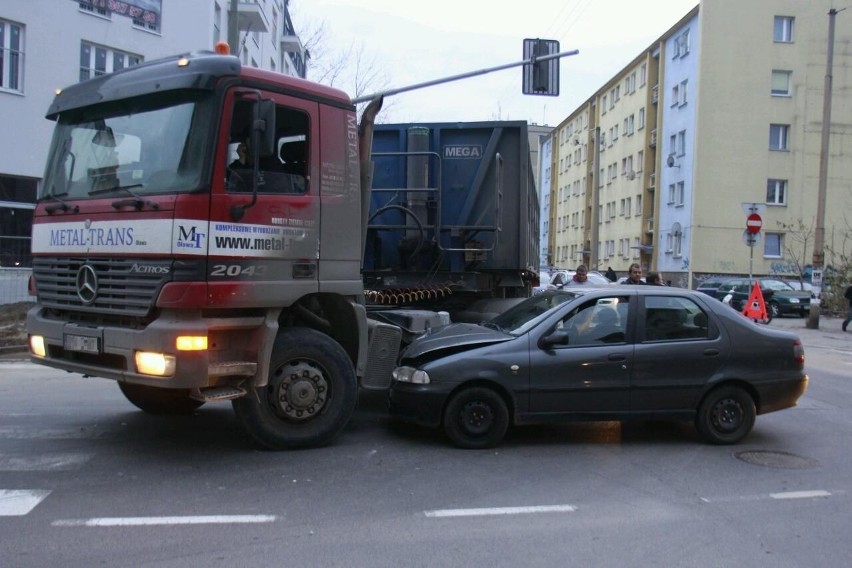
(0, 0), (306, 268)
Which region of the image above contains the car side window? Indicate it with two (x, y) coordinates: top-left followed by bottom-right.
(643, 296), (710, 341)
(556, 296), (630, 346)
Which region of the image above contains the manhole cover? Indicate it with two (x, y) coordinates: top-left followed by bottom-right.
(735, 450), (818, 469)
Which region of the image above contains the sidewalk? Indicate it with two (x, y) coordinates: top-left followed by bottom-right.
(762, 314), (850, 351)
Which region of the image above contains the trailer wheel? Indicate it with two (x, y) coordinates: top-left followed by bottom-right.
(232, 328), (358, 450)
(118, 383), (204, 415)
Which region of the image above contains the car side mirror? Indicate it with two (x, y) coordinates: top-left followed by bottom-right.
(539, 330), (570, 349)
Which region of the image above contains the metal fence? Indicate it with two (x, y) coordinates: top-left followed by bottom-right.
(0, 268), (32, 305)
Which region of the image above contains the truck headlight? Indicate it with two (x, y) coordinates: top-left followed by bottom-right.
(392, 366), (430, 384)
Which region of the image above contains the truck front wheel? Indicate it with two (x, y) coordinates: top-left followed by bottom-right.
(118, 383), (204, 415)
(232, 328), (358, 449)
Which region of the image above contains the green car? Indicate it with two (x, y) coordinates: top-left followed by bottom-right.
(714, 278), (812, 318)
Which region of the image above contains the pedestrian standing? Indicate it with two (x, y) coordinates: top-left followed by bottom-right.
(622, 263), (644, 285)
(646, 271), (664, 286)
(566, 264), (594, 287)
(843, 283), (852, 332)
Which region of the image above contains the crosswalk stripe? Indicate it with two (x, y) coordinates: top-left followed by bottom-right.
(0, 490), (52, 516)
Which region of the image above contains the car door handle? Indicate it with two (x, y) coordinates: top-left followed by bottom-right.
(608, 353), (627, 361)
(703, 348), (720, 356)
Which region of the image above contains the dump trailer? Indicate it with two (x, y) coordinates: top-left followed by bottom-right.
(363, 121), (540, 320)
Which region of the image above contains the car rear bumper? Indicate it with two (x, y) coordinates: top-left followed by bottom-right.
(756, 375), (809, 414)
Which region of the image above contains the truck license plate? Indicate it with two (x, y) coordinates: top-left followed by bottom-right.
(64, 334), (100, 354)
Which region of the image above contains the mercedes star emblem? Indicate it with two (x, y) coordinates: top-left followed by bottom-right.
(76, 264), (99, 304)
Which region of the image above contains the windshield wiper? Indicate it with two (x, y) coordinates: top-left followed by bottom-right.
(43, 192), (79, 215)
(91, 183), (160, 210)
(481, 321), (506, 333)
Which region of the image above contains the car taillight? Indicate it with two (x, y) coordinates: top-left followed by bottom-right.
(793, 339), (805, 366)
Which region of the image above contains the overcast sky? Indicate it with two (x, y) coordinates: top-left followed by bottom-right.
(291, 0), (699, 126)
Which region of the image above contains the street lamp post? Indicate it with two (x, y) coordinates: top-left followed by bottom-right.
(807, 7), (841, 329)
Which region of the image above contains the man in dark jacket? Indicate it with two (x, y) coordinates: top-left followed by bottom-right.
(622, 263), (644, 285)
(843, 283), (852, 332)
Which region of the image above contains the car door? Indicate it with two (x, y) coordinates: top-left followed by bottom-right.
(528, 293), (634, 415)
(631, 294), (728, 412)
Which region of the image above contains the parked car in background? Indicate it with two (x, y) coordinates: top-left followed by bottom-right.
(389, 288), (808, 449)
(714, 278), (812, 317)
(783, 280), (820, 299)
(549, 270), (613, 287)
(696, 276), (732, 297)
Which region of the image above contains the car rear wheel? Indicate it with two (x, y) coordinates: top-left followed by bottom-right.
(443, 387), (509, 449)
(696, 386), (755, 445)
(118, 383), (204, 415)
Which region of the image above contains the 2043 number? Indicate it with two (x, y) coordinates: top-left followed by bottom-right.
(210, 264), (269, 277)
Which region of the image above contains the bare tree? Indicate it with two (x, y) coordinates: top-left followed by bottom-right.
(288, 2), (395, 121)
(776, 219), (814, 283)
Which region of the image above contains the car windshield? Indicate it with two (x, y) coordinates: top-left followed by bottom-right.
(762, 279), (794, 291)
(41, 93), (214, 200)
(487, 291), (581, 335)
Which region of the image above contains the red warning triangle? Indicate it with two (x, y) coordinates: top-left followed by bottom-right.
(742, 280), (768, 320)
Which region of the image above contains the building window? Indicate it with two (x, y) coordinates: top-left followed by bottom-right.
(764, 233), (783, 257)
(638, 107), (645, 130)
(769, 124), (790, 150)
(766, 179), (788, 205)
(774, 16), (794, 43)
(676, 181), (685, 206)
(0, 19), (24, 93)
(668, 183), (676, 205)
(771, 70), (792, 96)
(80, 43), (141, 82)
(639, 63), (647, 86)
(678, 79), (688, 106)
(79, 1), (110, 18)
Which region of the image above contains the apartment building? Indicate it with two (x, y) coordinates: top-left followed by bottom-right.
(0, 0), (306, 267)
(549, 0), (852, 287)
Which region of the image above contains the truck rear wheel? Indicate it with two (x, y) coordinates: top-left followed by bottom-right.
(118, 383), (204, 415)
(232, 328), (358, 450)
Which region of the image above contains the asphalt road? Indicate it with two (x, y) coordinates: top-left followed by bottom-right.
(1, 316), (850, 567)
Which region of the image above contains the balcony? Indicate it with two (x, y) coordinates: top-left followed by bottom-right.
(649, 129), (657, 148)
(647, 171), (656, 191)
(651, 84), (659, 104)
(645, 217), (655, 234)
(236, 0), (269, 33)
(280, 9), (302, 52)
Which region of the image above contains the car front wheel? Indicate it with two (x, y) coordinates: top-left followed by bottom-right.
(443, 387), (509, 449)
(768, 302), (781, 318)
(696, 386), (756, 445)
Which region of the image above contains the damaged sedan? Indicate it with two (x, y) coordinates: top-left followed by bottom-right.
(389, 288), (808, 449)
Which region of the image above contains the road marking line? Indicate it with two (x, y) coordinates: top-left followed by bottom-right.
(770, 490), (831, 500)
(0, 453), (94, 472)
(0, 489), (52, 516)
(425, 505), (577, 518)
(701, 489), (835, 503)
(52, 515), (277, 527)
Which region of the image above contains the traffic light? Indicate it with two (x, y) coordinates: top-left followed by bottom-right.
(523, 38), (560, 96)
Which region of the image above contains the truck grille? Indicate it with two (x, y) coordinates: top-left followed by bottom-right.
(32, 257), (173, 320)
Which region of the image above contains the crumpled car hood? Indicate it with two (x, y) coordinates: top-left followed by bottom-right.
(401, 323), (513, 360)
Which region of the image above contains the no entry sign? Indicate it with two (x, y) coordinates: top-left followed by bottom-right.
(746, 212), (763, 234)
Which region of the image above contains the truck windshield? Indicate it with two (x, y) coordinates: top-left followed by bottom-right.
(41, 97), (211, 200)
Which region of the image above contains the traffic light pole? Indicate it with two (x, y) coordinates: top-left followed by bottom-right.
(351, 49), (579, 104)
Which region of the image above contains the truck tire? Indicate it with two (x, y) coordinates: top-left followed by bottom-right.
(232, 328), (358, 450)
(118, 383), (204, 415)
